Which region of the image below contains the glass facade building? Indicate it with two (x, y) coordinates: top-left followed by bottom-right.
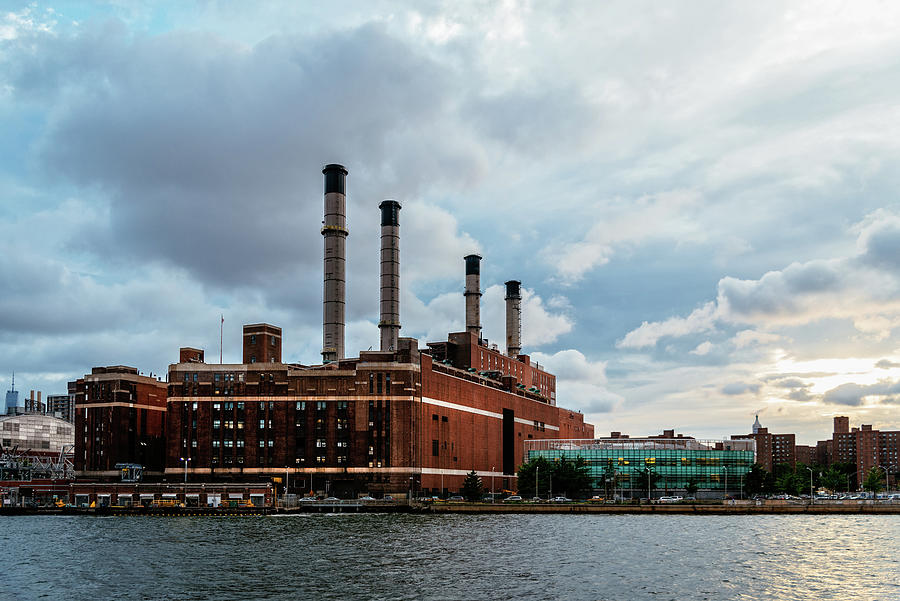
(525, 438), (756, 497)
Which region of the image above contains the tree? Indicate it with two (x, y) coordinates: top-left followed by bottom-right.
(833, 462), (857, 491)
(553, 457), (592, 499)
(516, 456), (552, 498)
(820, 467), (846, 493)
(461, 470), (484, 502)
(632, 467), (661, 499)
(685, 477), (699, 497)
(517, 456), (591, 499)
(862, 467), (885, 496)
(743, 464), (773, 496)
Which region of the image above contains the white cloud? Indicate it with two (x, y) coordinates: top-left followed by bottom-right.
(531, 349), (622, 414)
(690, 341), (713, 356)
(617, 302), (718, 349)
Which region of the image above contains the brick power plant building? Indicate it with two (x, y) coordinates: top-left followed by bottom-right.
(76, 164), (593, 498)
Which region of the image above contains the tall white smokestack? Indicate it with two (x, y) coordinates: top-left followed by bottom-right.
(464, 254), (482, 338)
(322, 164), (348, 362)
(379, 200), (401, 351)
(505, 280), (522, 357)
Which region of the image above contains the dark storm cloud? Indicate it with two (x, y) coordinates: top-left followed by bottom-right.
(876, 359), (900, 369)
(11, 21), (477, 288)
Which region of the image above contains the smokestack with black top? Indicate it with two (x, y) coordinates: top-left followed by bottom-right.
(379, 200), (401, 351)
(505, 280), (522, 357)
(321, 164), (348, 362)
(464, 254), (482, 338)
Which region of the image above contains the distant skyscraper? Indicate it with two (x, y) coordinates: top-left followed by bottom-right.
(5, 373), (19, 414)
(752, 415), (762, 435)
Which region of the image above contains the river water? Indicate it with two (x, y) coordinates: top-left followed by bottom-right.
(2, 513), (898, 600)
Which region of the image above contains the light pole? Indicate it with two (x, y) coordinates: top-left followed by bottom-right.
(491, 466), (495, 503)
(646, 468), (651, 502)
(535, 465), (540, 500)
(806, 466), (814, 504)
(722, 466), (728, 500)
(180, 456), (190, 505)
(740, 473), (744, 501)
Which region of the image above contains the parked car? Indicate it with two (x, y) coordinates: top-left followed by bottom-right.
(323, 496), (340, 502)
(657, 496), (683, 504)
(448, 496), (464, 501)
(503, 495), (523, 502)
(589, 496), (605, 503)
(550, 496), (571, 503)
(299, 496), (319, 503)
(358, 496), (376, 501)
(382, 495), (395, 502)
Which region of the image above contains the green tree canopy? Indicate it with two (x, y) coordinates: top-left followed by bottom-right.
(516, 456), (592, 499)
(461, 470), (484, 502)
(862, 467), (885, 496)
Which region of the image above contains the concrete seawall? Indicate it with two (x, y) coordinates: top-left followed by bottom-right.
(424, 502), (900, 515)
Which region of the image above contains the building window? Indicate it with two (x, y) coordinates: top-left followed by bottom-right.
(385, 374), (390, 395)
(432, 440), (439, 456)
(296, 401), (306, 411)
(377, 373), (383, 394)
(316, 438), (326, 448)
(250, 335), (256, 344)
(271, 336), (276, 346)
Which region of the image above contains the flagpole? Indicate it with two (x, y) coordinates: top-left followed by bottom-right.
(220, 315), (224, 364)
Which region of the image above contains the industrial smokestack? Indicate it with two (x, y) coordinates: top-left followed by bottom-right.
(464, 254), (482, 338)
(322, 164), (348, 362)
(379, 200), (401, 352)
(505, 280), (522, 357)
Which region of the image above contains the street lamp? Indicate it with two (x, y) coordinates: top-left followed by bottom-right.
(646, 468), (651, 503)
(806, 466), (814, 504)
(180, 456), (190, 484)
(535, 465), (540, 500)
(180, 456), (190, 505)
(491, 466), (495, 503)
(721, 466), (728, 501)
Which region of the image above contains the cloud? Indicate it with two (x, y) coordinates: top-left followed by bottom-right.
(821, 380), (900, 406)
(617, 302), (718, 349)
(732, 329), (781, 349)
(530, 349), (623, 414)
(543, 189), (704, 284)
(689, 341), (713, 356)
(722, 382), (761, 396)
(875, 359), (900, 369)
(619, 210), (900, 351)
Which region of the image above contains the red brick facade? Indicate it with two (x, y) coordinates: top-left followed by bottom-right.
(73, 366), (168, 477)
(165, 332), (592, 497)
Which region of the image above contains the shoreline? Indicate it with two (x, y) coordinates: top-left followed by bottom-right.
(3, 501), (900, 516)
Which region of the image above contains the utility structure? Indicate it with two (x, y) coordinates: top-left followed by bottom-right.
(378, 200), (401, 352)
(505, 280), (522, 357)
(321, 164), (349, 362)
(464, 254), (482, 339)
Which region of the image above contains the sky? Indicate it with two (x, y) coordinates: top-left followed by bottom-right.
(2, 1), (900, 445)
